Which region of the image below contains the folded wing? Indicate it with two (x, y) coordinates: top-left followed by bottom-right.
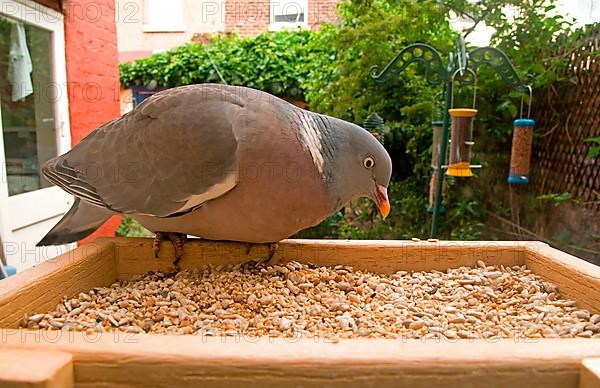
(42, 85), (243, 217)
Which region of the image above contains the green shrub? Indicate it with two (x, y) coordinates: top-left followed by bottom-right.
(120, 31), (318, 99)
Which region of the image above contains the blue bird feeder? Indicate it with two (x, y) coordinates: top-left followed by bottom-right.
(508, 88), (535, 184)
(507, 118), (536, 184)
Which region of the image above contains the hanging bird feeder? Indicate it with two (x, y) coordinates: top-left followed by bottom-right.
(507, 86), (535, 184)
(428, 120), (445, 212)
(363, 112), (385, 144)
(431, 120), (444, 170)
(446, 69), (478, 177)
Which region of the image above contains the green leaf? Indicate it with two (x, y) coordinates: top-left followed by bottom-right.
(587, 146), (600, 159)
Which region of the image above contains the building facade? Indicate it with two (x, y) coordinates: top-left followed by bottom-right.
(117, 0), (339, 63)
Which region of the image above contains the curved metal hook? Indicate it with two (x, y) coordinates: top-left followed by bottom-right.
(450, 68), (478, 109)
(371, 43), (448, 85)
(468, 47), (529, 93)
(519, 85), (533, 118)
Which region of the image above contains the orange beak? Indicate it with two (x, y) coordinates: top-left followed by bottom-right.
(374, 184), (391, 219)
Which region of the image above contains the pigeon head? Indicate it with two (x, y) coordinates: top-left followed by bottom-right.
(327, 117), (392, 218)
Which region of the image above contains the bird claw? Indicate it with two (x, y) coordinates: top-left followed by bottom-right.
(152, 232), (187, 267)
(152, 232), (164, 258)
(247, 242), (279, 266)
(267, 242), (279, 265)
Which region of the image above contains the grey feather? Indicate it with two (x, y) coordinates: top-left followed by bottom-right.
(42, 85), (242, 217)
(37, 199), (114, 246)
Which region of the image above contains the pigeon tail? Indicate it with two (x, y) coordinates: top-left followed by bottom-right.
(37, 198), (115, 246)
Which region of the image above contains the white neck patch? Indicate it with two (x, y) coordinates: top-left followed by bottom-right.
(297, 112), (325, 176)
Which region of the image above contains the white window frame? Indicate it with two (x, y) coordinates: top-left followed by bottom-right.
(143, 0), (186, 32)
(269, 0), (309, 31)
(0, 0), (74, 269)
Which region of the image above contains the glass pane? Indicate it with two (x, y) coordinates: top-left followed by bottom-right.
(0, 17), (57, 196)
(272, 0), (305, 22)
(274, 12), (305, 22)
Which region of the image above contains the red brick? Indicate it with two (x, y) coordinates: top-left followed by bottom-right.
(64, 0), (122, 239)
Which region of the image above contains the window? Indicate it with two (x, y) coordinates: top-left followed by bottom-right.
(270, 0), (308, 30)
(0, 17), (57, 196)
(143, 0), (186, 32)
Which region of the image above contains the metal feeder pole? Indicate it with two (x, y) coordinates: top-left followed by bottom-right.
(431, 77), (453, 238)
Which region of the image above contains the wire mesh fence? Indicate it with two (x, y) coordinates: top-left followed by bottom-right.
(531, 24), (600, 211)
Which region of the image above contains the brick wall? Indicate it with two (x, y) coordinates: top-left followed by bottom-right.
(225, 0), (339, 36)
(225, 0), (271, 36)
(64, 0), (122, 242)
(308, 0), (339, 29)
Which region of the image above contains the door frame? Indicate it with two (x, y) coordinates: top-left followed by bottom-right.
(0, 0), (73, 268)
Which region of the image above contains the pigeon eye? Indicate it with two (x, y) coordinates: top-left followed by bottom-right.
(363, 156), (375, 169)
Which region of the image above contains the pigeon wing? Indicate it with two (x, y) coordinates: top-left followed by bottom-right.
(42, 85), (243, 217)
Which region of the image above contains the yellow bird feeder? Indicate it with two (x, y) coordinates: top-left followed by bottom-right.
(446, 69), (478, 177)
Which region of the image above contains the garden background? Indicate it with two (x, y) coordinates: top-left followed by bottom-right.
(118, 0), (600, 263)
